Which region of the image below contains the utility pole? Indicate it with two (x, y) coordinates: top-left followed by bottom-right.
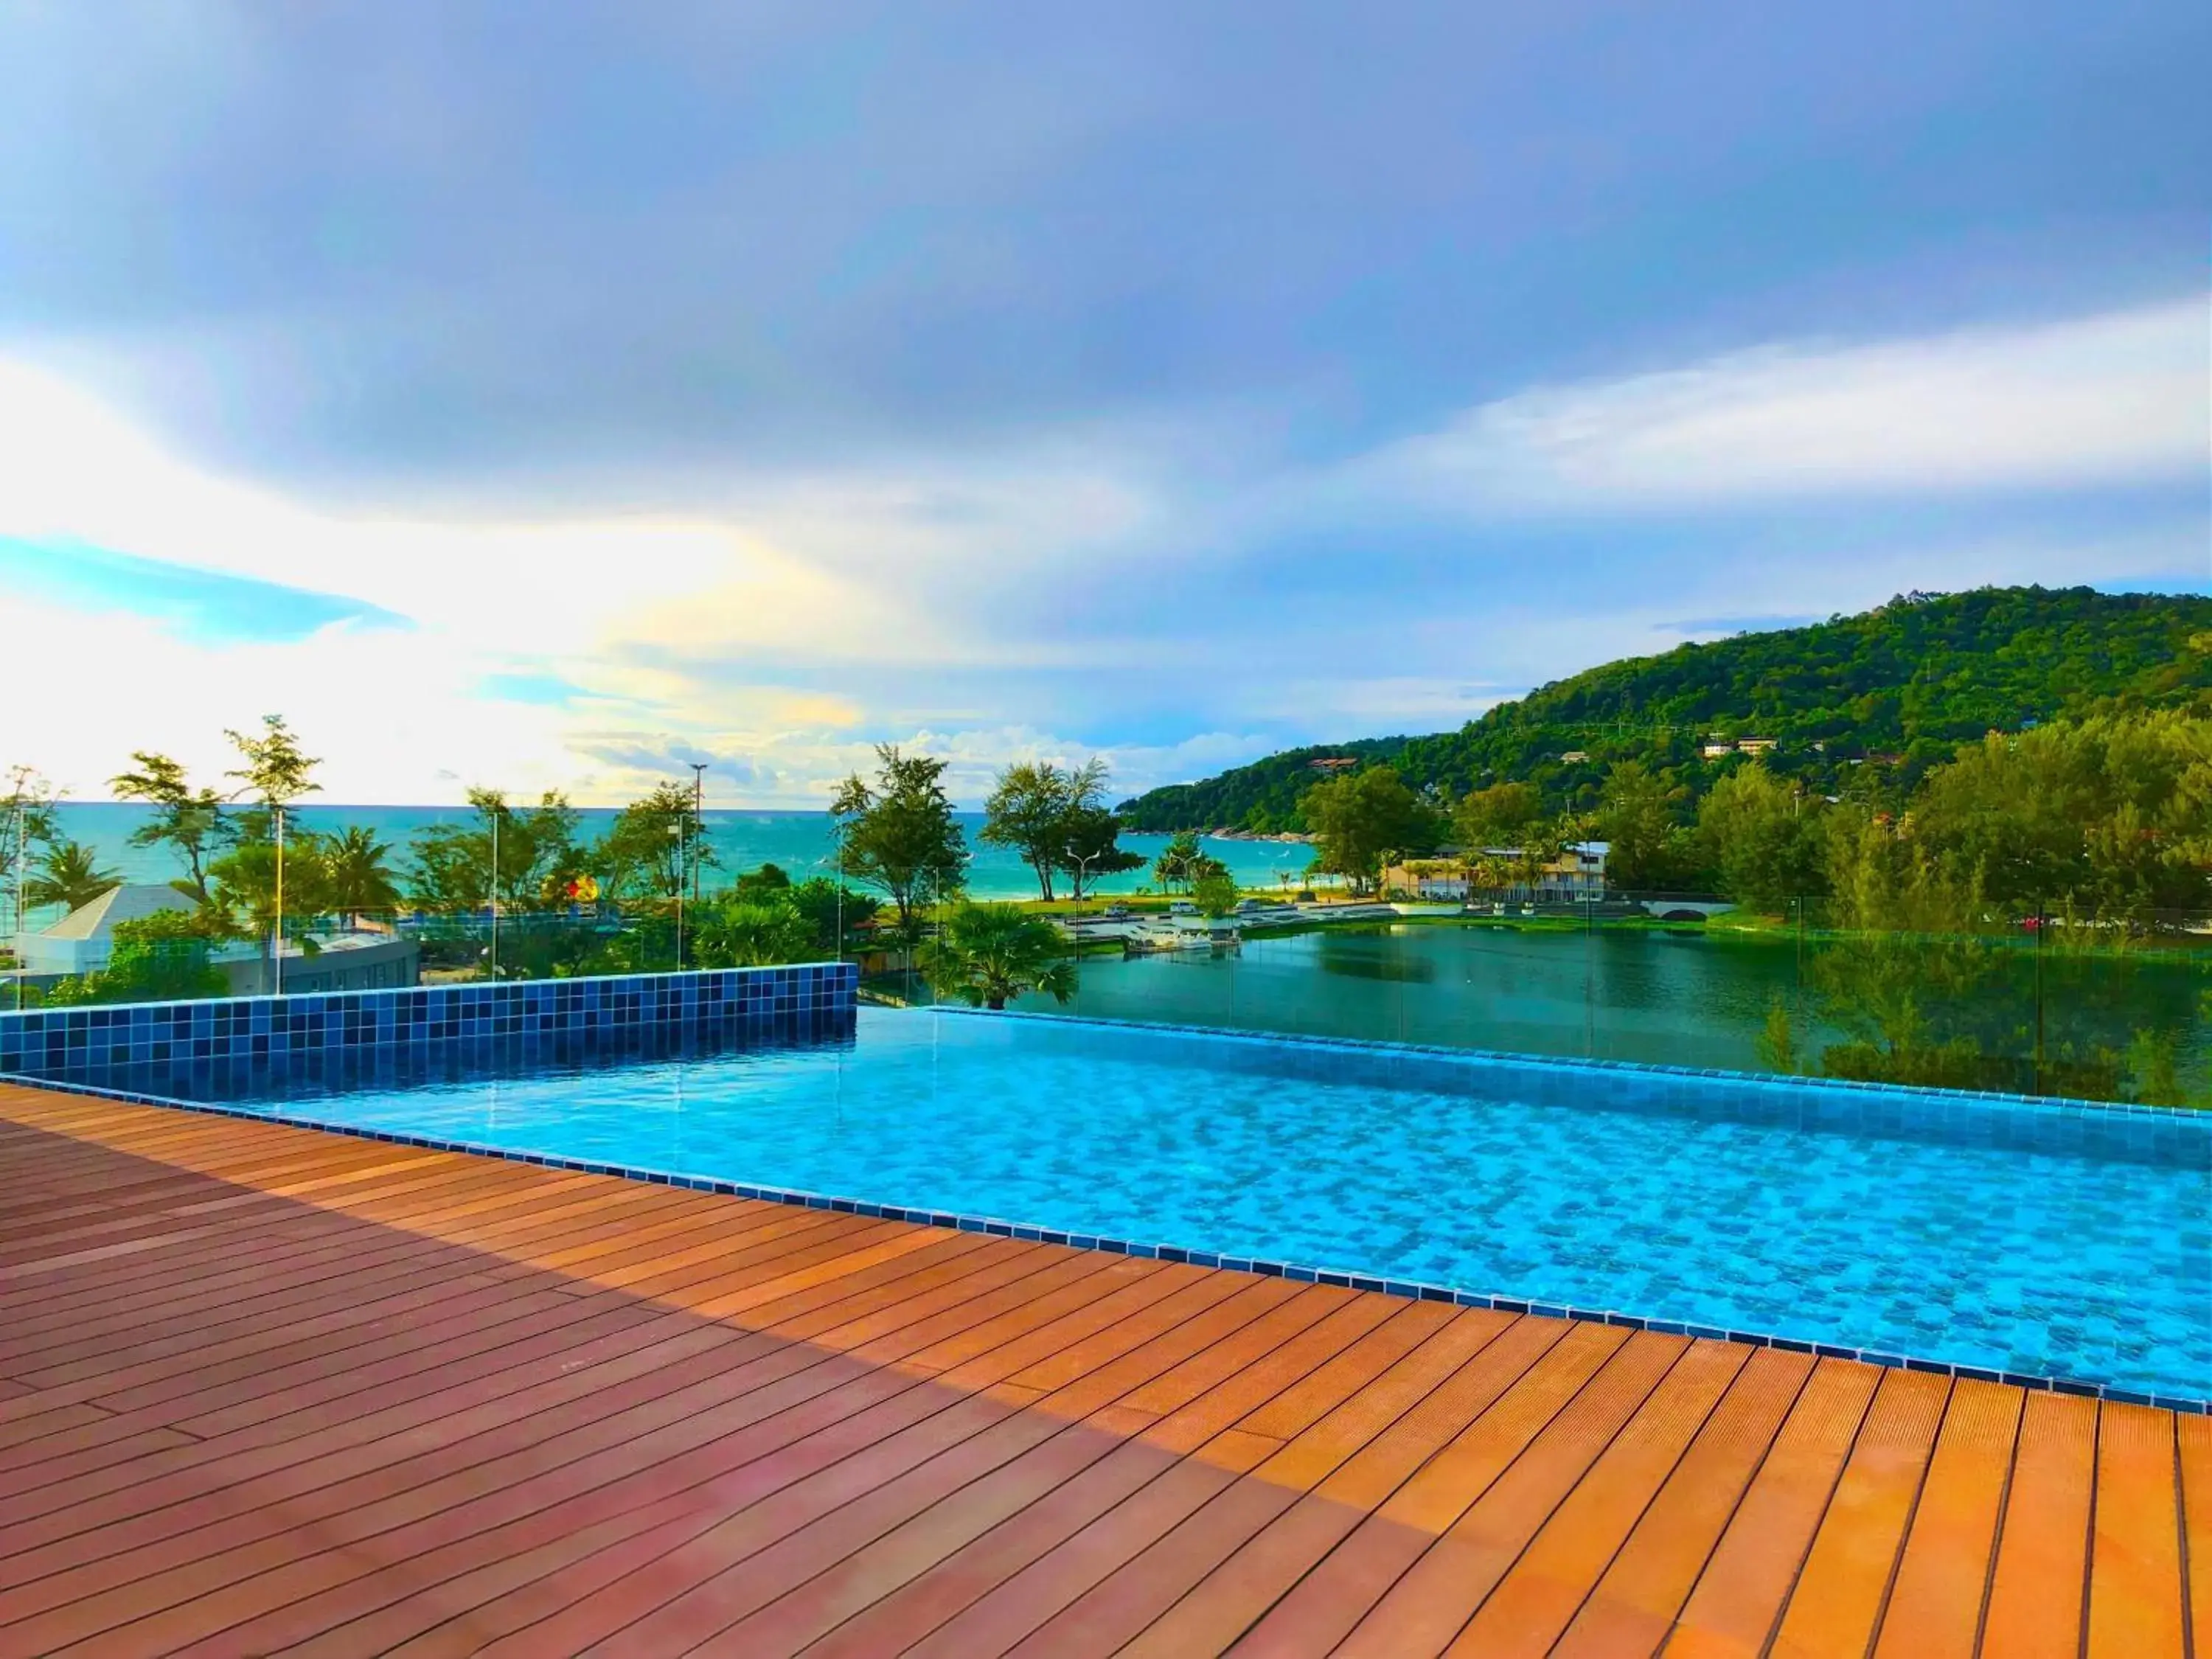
(10, 803), (23, 1013)
(672, 821), (686, 973)
(274, 805), (285, 997)
(689, 762), (709, 908)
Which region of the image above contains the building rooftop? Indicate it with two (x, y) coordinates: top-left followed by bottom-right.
(36, 883), (194, 942)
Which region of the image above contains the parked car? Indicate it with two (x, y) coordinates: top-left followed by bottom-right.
(1168, 900), (1197, 914)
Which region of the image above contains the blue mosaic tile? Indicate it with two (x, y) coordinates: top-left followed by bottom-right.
(0, 963), (856, 1080)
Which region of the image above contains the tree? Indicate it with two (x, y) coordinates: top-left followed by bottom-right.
(1453, 781), (1543, 851)
(1301, 765), (1441, 896)
(322, 826), (404, 926)
(1151, 830), (1203, 894)
(100, 911), (225, 1003)
(1059, 805), (1144, 900)
(1697, 765), (1825, 911)
(596, 782), (714, 902)
(830, 745), (966, 931)
(1907, 711), (2212, 915)
(690, 895), (815, 967)
(209, 832), (335, 948)
(732, 862), (793, 900)
(1192, 859), (1241, 917)
(925, 904), (1077, 1010)
(1595, 761), (1693, 891)
(110, 752), (232, 902)
(223, 714), (322, 829)
(24, 841), (119, 914)
(1, 765), (58, 936)
(786, 877), (879, 957)
(983, 761), (1079, 901)
(409, 789), (588, 914)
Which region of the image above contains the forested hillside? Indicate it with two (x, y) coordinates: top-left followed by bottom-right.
(1119, 587), (2212, 831)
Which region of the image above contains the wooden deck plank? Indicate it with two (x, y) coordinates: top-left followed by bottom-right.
(880, 1299), (1464, 1659)
(607, 1277), (1353, 1656)
(2180, 1412), (2212, 1659)
(0, 1248), (1115, 1652)
(1767, 1366), (1951, 1657)
(1445, 1336), (1752, 1657)
(1116, 1311), (1567, 1659)
(0, 1082), (2199, 1659)
(227, 1246), (1106, 1658)
(1332, 1330), (1690, 1656)
(2086, 1402), (2187, 1658)
(1870, 1378), (2023, 1658)
(1222, 1319), (1634, 1656)
(101, 1239), (1063, 1658)
(1661, 1356), (1882, 1659)
(1550, 1346), (1815, 1658)
(809, 1299), (1499, 1659)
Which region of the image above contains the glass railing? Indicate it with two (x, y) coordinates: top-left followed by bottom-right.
(7, 849), (2206, 1110)
(1018, 891), (2212, 1107)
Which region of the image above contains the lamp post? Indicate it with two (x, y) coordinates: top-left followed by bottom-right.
(670, 821), (685, 973)
(273, 805), (285, 997)
(10, 802), (23, 1012)
(689, 762), (709, 909)
(490, 807), (500, 982)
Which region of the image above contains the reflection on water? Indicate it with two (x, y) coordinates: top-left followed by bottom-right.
(1043, 922), (2211, 1095)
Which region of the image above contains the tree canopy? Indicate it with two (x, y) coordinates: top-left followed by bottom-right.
(1301, 765), (1442, 895)
(925, 904), (1075, 1010)
(830, 745), (967, 929)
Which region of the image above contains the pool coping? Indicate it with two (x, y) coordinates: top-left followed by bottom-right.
(11, 1054), (2205, 1418)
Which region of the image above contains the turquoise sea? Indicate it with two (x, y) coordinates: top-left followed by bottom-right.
(27, 802), (1317, 924)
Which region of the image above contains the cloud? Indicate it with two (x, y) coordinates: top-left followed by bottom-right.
(0, 537), (408, 644)
(1348, 298), (2209, 514)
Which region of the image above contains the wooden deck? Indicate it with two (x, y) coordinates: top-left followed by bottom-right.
(0, 1081), (2202, 1658)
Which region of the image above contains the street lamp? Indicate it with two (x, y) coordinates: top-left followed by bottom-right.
(274, 804), (286, 996)
(10, 802), (24, 1013)
(689, 762), (709, 908)
(669, 821), (685, 973)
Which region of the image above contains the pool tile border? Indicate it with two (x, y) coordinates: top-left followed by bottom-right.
(9, 1062), (2203, 1418)
(0, 962), (858, 1079)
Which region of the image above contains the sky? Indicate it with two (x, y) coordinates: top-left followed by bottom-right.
(1, 1), (2206, 807)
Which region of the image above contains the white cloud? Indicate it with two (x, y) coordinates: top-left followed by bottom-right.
(1349, 296), (2209, 512)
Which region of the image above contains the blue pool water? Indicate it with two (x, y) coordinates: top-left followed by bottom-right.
(102, 1007), (2211, 1402)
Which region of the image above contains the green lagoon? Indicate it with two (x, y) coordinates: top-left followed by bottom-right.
(1020, 923), (2212, 1099)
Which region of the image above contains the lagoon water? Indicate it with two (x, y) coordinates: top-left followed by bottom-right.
(1027, 924), (2212, 1085)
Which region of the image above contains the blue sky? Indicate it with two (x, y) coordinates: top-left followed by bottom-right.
(0, 2), (2204, 804)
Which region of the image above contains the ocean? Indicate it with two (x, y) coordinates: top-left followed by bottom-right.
(18, 803), (1321, 926)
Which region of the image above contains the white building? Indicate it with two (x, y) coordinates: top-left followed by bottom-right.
(11, 883), (419, 995)
(1398, 841), (1612, 901)
(10, 885), (197, 976)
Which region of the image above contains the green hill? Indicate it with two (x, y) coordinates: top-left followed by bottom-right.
(1118, 586), (2212, 831)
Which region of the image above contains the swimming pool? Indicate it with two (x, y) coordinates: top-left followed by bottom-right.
(71, 1006), (2212, 1404)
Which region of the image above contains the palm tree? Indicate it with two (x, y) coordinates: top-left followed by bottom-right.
(1152, 831), (1202, 894)
(321, 826), (403, 928)
(925, 904), (1077, 1010)
(24, 840), (120, 914)
(692, 897), (814, 967)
